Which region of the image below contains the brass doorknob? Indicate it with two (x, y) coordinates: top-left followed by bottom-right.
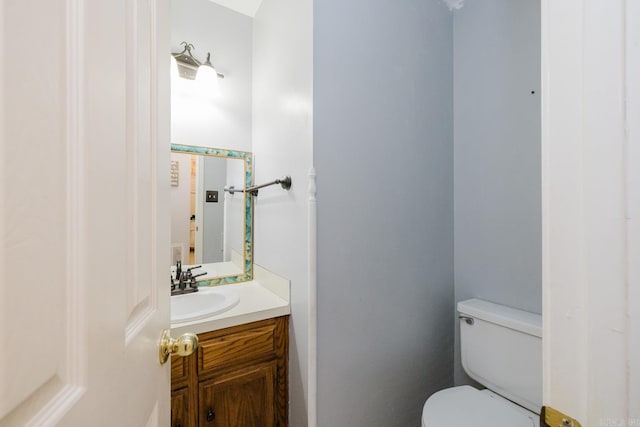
(159, 329), (198, 365)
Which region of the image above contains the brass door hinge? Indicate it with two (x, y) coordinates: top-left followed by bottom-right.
(541, 406), (582, 427)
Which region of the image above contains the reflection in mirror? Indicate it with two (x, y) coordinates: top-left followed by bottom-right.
(170, 144), (253, 285)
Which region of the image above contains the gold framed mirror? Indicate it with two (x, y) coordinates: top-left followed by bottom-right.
(170, 143), (253, 285)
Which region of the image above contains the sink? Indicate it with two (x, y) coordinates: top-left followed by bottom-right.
(171, 286), (240, 323)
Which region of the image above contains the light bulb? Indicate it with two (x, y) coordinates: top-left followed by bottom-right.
(197, 53), (220, 97)
(198, 65), (219, 96)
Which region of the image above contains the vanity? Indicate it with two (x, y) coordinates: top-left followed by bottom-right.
(169, 144), (290, 427)
(169, 270), (290, 427)
(171, 315), (288, 427)
(169, 268), (290, 427)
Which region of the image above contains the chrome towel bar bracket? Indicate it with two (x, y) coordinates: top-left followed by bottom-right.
(224, 176), (292, 196)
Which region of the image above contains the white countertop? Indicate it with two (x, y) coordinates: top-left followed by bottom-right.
(171, 267), (290, 336)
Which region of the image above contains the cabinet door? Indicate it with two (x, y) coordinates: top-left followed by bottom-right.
(172, 388), (191, 427)
(199, 361), (276, 427)
(172, 355), (191, 389)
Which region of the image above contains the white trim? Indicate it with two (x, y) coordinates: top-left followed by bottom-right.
(28, 0), (88, 424)
(542, 0), (633, 423)
(27, 385), (86, 427)
(125, 0), (142, 342)
(64, 0), (87, 394)
(144, 401), (159, 427)
(195, 156), (204, 263)
(626, 0), (640, 415)
(307, 166), (317, 427)
(223, 186), (231, 261)
(149, 0), (160, 323)
(124, 0), (160, 344)
(541, 0), (587, 412)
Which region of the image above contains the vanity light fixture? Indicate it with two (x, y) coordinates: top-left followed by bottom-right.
(171, 41), (225, 81)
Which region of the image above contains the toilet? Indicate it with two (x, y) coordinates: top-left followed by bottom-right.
(422, 298), (542, 426)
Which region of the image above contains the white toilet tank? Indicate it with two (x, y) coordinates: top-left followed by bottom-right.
(458, 299), (542, 413)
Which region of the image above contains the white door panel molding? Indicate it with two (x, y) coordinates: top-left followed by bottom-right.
(542, 0), (639, 422)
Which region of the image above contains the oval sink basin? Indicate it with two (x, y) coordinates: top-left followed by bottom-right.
(171, 287), (240, 323)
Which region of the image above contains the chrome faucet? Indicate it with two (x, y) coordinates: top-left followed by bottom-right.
(171, 262), (205, 295)
(175, 260), (182, 282)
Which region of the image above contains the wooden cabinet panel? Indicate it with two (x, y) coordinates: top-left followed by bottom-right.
(172, 388), (191, 427)
(171, 316), (288, 427)
(198, 362), (276, 427)
(198, 325), (276, 377)
(273, 317), (288, 427)
(172, 355), (190, 388)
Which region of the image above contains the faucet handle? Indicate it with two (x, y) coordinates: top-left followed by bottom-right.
(190, 271), (206, 280)
(175, 260), (182, 281)
(188, 271), (206, 289)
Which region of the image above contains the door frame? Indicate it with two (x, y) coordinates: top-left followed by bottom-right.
(195, 155), (204, 264)
(541, 0), (639, 422)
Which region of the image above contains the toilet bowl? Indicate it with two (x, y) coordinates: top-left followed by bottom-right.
(421, 386), (539, 426)
(421, 299), (542, 426)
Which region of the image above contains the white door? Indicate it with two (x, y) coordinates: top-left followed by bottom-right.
(0, 0), (172, 426)
(542, 0), (640, 424)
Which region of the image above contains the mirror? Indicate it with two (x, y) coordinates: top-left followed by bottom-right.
(170, 143), (253, 285)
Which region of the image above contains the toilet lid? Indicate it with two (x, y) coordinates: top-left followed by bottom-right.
(422, 386), (538, 427)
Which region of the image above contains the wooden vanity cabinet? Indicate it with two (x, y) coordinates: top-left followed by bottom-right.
(171, 387), (191, 427)
(171, 316), (289, 427)
(171, 344), (196, 427)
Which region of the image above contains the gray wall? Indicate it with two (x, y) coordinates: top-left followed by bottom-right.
(201, 156), (226, 263)
(453, 0), (541, 385)
(315, 1), (454, 425)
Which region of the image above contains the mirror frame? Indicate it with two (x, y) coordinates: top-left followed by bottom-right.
(170, 143), (254, 285)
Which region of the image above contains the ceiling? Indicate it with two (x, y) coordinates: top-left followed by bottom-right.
(208, 0), (263, 17)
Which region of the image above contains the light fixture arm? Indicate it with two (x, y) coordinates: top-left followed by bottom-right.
(172, 41), (201, 69)
(178, 41), (195, 55)
(202, 52), (225, 79)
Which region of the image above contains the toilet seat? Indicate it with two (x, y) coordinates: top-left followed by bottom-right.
(422, 385), (539, 427)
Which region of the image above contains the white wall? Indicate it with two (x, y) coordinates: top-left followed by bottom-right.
(171, 0), (252, 152)
(172, 2), (314, 423)
(171, 0), (253, 269)
(314, 0), (454, 425)
(453, 0), (541, 385)
(252, 0), (313, 424)
(225, 158), (247, 260)
(170, 152), (192, 262)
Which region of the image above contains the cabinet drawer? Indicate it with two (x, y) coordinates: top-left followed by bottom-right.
(198, 324), (277, 377)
